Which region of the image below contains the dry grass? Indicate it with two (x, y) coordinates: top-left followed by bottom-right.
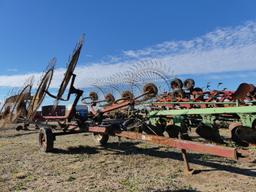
(0, 128), (255, 192)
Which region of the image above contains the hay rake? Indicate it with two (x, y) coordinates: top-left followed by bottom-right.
(38, 40), (256, 174)
(2, 36), (256, 175)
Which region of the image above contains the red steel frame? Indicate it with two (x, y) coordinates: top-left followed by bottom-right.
(69, 125), (249, 174)
(51, 124), (247, 174)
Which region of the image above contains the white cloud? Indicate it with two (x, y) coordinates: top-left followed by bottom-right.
(7, 68), (18, 72)
(1, 21), (256, 89)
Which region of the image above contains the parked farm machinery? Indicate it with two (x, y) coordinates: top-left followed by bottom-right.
(0, 59), (55, 130)
(2, 36), (256, 175)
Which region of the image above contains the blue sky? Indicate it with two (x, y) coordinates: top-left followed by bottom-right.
(0, 0), (256, 104)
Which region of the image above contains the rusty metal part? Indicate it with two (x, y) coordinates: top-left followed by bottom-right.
(10, 85), (32, 123)
(49, 125), (251, 174)
(88, 126), (107, 133)
(85, 126), (247, 172)
(0, 94), (20, 115)
(98, 83), (159, 115)
(89, 91), (98, 101)
(4, 95), (20, 104)
(51, 124), (246, 161)
(232, 83), (255, 100)
(27, 67), (54, 120)
(56, 35), (84, 100)
(82, 91), (113, 105)
(0, 83), (32, 128)
(101, 100), (131, 113)
(143, 83), (158, 98)
(0, 104), (12, 127)
(113, 131), (239, 160)
(171, 78), (183, 90)
(181, 149), (195, 175)
(105, 93), (115, 104)
(184, 79), (195, 90)
(121, 91), (134, 100)
(173, 89), (185, 99)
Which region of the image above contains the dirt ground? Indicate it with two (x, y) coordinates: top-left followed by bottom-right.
(0, 128), (255, 192)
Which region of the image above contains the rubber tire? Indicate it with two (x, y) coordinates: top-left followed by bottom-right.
(39, 127), (54, 152)
(165, 125), (181, 138)
(252, 120), (256, 130)
(93, 133), (109, 146)
(166, 124), (191, 140)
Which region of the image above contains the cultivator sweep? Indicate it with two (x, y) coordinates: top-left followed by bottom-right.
(3, 35), (256, 174)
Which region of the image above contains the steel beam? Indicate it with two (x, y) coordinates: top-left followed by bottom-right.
(113, 131), (238, 160)
(149, 105), (256, 116)
(88, 126), (107, 134)
(52, 126), (241, 161)
(101, 100), (131, 113)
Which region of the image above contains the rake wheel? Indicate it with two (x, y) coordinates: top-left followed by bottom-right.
(184, 79), (195, 90)
(105, 93), (115, 104)
(89, 91), (99, 101)
(171, 78), (183, 90)
(27, 68), (54, 120)
(232, 83), (255, 100)
(143, 83), (158, 98)
(0, 102), (11, 121)
(173, 89), (185, 99)
(121, 91), (134, 100)
(10, 85), (32, 123)
(56, 38), (83, 100)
